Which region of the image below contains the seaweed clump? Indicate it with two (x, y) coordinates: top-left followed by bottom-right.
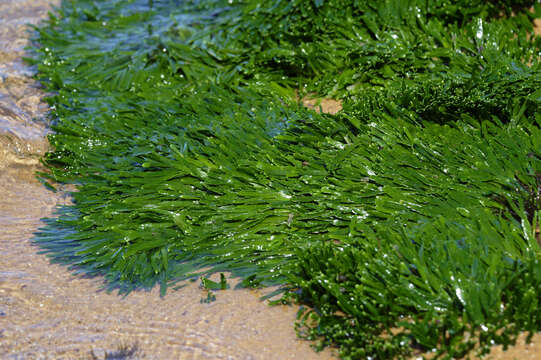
(32, 0), (541, 358)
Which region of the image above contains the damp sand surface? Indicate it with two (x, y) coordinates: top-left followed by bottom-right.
(0, 1), (336, 359)
(302, 97), (342, 115)
(0, 1), (540, 359)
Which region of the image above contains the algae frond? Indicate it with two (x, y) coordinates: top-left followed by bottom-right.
(33, 0), (541, 357)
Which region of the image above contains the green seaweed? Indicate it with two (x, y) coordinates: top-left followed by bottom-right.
(32, 0), (541, 358)
(201, 273), (229, 290)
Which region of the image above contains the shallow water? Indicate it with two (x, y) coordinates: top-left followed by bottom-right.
(0, 1), (336, 359)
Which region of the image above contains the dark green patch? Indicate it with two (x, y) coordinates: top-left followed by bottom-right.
(89, 342), (141, 360)
(200, 291), (217, 304)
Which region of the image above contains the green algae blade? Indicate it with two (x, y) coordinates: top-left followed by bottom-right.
(32, 0), (541, 358)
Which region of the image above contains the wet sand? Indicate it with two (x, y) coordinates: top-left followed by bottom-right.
(302, 97), (342, 115)
(0, 1), (336, 359)
(1, 1), (540, 359)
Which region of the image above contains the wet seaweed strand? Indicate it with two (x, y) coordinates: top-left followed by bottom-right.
(32, 0), (541, 358)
